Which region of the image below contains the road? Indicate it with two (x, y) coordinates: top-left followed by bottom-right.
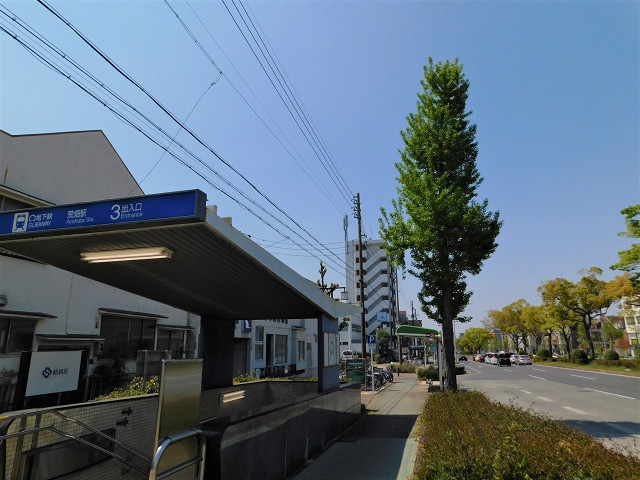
(458, 361), (640, 457)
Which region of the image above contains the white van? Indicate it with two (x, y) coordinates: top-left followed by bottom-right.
(341, 350), (359, 360)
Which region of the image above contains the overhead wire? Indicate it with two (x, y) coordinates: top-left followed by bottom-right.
(0, 4), (349, 277)
(33, 0), (352, 276)
(168, 0), (344, 215)
(239, 0), (353, 199)
(221, 0), (353, 205)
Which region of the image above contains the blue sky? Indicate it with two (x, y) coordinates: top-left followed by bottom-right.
(1, 1), (638, 333)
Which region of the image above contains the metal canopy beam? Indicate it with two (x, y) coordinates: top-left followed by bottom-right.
(0, 190), (359, 322)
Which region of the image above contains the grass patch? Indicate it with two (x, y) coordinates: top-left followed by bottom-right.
(413, 390), (639, 480)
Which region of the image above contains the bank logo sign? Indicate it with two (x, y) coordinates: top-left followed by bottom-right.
(25, 351), (82, 397)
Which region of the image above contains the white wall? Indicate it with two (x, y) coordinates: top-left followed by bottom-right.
(0, 129), (143, 203)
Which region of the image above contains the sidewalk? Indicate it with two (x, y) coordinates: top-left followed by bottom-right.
(288, 372), (433, 480)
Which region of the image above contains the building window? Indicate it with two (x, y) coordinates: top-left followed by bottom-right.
(99, 315), (155, 360)
(255, 326), (264, 342)
(255, 344), (264, 361)
(356, 295), (368, 302)
(381, 282), (389, 287)
(156, 328), (186, 358)
(275, 334), (288, 364)
(381, 269), (388, 274)
(298, 341), (305, 362)
(0, 318), (36, 354)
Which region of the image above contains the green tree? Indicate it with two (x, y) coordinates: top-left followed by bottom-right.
(376, 329), (391, 358)
(539, 268), (625, 360)
(521, 304), (547, 353)
(457, 327), (492, 353)
(379, 58), (501, 391)
(611, 203), (640, 287)
(601, 319), (624, 350)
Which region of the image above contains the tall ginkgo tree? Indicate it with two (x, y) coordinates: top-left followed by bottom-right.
(379, 58), (501, 391)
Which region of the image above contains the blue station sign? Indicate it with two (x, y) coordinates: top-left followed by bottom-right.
(0, 189), (207, 237)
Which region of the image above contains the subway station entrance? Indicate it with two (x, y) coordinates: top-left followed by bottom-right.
(0, 190), (361, 479)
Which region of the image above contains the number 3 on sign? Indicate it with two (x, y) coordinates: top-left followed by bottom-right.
(110, 204), (121, 220)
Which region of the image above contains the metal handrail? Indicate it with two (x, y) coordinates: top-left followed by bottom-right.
(149, 429), (206, 480)
(0, 408), (152, 476)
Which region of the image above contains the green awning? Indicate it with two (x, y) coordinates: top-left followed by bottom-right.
(396, 325), (439, 337)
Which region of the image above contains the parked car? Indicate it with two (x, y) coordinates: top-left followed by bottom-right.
(474, 353), (485, 362)
(341, 350), (359, 361)
(497, 353), (511, 366)
(510, 354), (532, 365)
(485, 353), (496, 364)
(458, 355), (467, 361)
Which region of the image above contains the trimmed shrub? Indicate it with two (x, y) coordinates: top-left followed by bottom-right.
(412, 391), (640, 480)
(417, 365), (439, 381)
(537, 348), (551, 358)
(603, 349), (619, 361)
(92, 376), (159, 401)
(392, 362), (417, 373)
(571, 348), (588, 364)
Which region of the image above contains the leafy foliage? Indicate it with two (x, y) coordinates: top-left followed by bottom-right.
(413, 391), (640, 480)
(538, 268), (629, 360)
(456, 327), (492, 353)
(570, 348), (588, 364)
(611, 203), (640, 287)
(379, 58), (501, 391)
(92, 376), (159, 401)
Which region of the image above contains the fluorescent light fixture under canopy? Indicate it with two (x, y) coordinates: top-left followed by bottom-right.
(80, 247), (173, 263)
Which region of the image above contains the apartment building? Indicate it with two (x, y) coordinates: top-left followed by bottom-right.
(341, 239), (399, 356)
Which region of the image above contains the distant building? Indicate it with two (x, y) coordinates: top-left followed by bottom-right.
(620, 298), (640, 358)
(233, 318), (318, 379)
(341, 239), (399, 356)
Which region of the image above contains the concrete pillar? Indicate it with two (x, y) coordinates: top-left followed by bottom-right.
(200, 317), (235, 389)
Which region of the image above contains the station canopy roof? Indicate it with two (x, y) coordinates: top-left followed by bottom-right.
(0, 190), (360, 321)
(396, 325), (440, 337)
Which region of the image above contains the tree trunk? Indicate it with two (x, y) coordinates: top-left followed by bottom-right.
(442, 285), (457, 391)
(560, 330), (571, 357)
(582, 316), (596, 360)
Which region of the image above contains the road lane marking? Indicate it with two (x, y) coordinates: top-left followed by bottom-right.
(528, 375), (546, 380)
(531, 368), (546, 372)
(520, 390), (532, 394)
(537, 396), (554, 402)
(584, 387), (636, 400)
(563, 406), (587, 415)
(570, 374), (596, 380)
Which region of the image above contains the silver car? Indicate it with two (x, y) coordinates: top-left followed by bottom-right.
(510, 354), (532, 365)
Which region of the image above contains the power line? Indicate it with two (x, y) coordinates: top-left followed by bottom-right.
(180, 0), (342, 212)
(34, 0), (352, 276)
(222, 0), (354, 205)
(0, 5), (350, 278)
(237, 0), (353, 199)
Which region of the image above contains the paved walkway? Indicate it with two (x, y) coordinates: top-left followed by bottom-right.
(289, 372), (433, 480)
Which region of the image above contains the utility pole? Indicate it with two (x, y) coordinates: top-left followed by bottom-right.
(354, 193), (366, 359)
